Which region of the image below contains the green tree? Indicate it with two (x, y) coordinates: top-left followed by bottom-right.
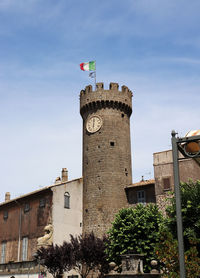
(106, 204), (163, 272)
(166, 180), (200, 254)
(155, 229), (200, 277)
(155, 180), (200, 277)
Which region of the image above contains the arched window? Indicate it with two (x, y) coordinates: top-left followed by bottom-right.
(64, 192), (70, 209)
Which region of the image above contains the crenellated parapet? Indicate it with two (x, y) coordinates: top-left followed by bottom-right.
(80, 82), (133, 118)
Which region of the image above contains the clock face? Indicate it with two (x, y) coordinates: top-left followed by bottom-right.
(86, 115), (103, 133)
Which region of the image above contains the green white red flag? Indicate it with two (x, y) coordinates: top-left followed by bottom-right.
(80, 61), (96, 71)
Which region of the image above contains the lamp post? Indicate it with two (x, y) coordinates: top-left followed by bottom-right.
(171, 130), (200, 278)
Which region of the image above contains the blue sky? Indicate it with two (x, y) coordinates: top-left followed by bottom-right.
(0, 0), (200, 202)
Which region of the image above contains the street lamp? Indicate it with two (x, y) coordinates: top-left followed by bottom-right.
(171, 130), (200, 278)
(183, 130), (200, 160)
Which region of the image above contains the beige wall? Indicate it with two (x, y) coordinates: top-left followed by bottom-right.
(51, 178), (83, 245)
(154, 150), (200, 213)
(154, 150), (200, 194)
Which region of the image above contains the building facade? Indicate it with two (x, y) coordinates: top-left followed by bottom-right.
(125, 179), (156, 206)
(0, 170), (82, 278)
(154, 150), (200, 212)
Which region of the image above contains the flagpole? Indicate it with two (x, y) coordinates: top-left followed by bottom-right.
(95, 69), (96, 90)
(94, 60), (96, 90)
(82, 60), (96, 89)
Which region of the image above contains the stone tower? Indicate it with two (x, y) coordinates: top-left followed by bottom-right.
(80, 82), (133, 236)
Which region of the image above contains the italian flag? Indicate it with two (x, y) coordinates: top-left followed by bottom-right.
(80, 61), (96, 71)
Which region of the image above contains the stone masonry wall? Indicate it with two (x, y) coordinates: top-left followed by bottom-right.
(80, 83), (133, 236)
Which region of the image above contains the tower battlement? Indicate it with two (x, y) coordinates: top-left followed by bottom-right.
(80, 82), (132, 118)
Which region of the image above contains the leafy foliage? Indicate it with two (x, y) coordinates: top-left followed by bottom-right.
(106, 204), (163, 272)
(155, 229), (200, 277)
(36, 242), (72, 278)
(36, 233), (109, 278)
(155, 180), (200, 277)
(166, 180), (200, 254)
(70, 232), (109, 278)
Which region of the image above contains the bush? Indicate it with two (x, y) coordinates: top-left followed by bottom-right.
(166, 180), (200, 254)
(36, 232), (109, 278)
(106, 204), (163, 272)
(36, 242), (72, 278)
(70, 232), (109, 278)
(155, 180), (200, 277)
(155, 229), (200, 277)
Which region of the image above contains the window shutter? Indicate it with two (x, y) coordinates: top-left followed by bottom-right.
(163, 177), (171, 190)
(137, 190), (146, 204)
(22, 237), (28, 261)
(64, 192), (70, 209)
(1, 241), (6, 263)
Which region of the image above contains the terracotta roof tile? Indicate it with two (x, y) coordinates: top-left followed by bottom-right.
(125, 179), (155, 189)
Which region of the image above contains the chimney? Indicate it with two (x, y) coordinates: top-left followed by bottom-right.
(62, 168), (68, 182)
(5, 192), (11, 202)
